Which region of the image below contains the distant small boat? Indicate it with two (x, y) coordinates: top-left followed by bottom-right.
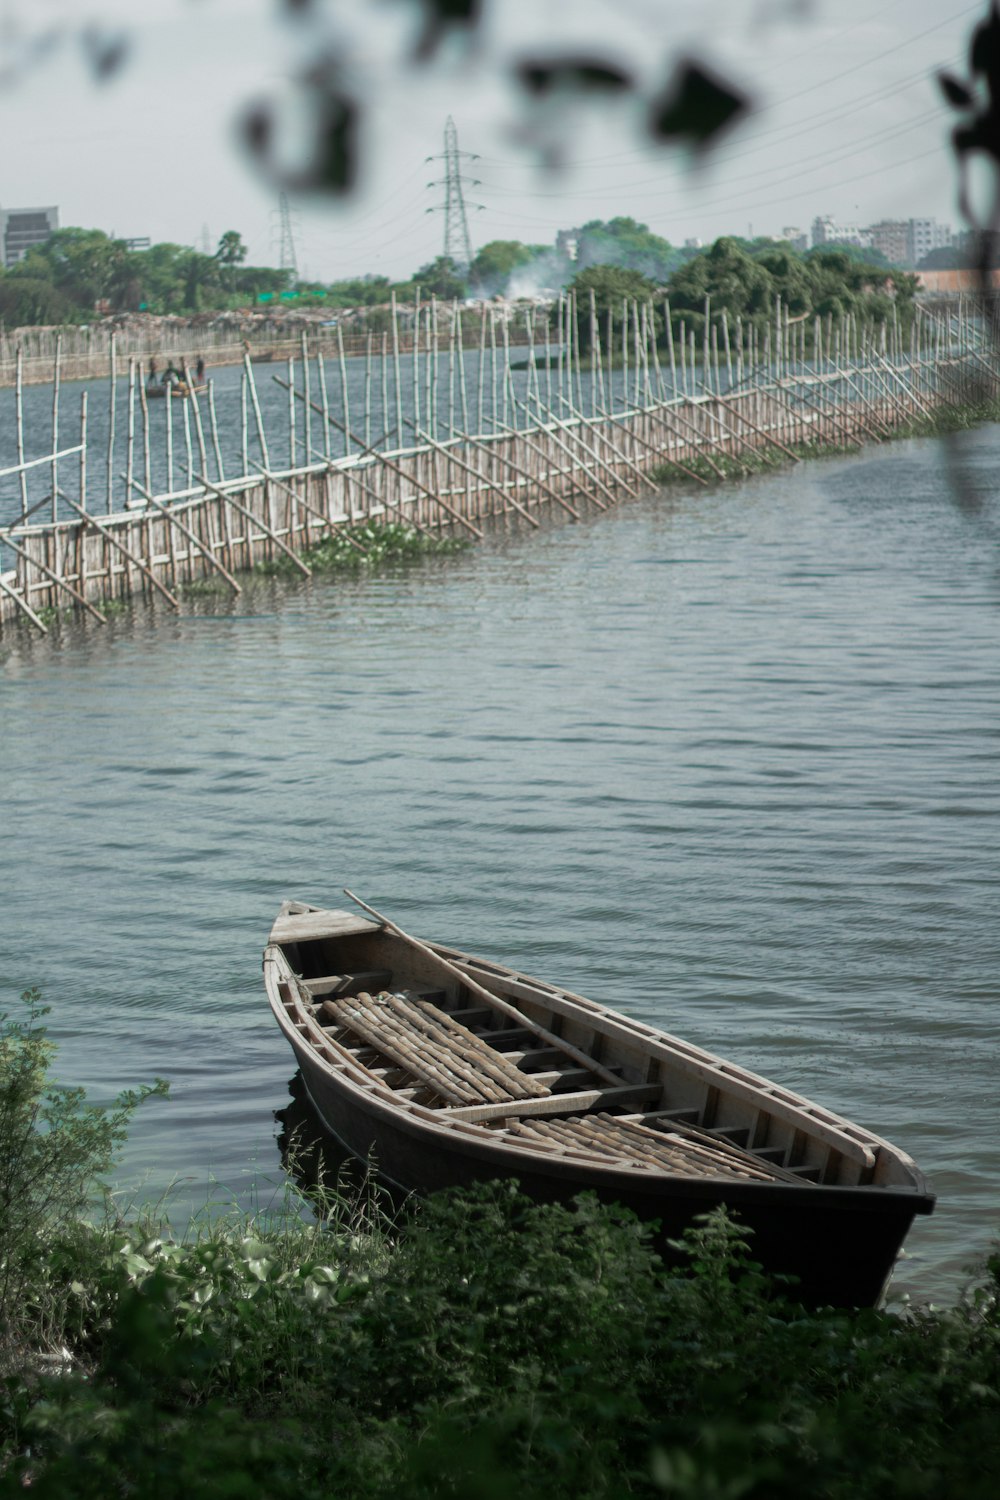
(264, 894), (934, 1308)
(144, 382), (207, 400)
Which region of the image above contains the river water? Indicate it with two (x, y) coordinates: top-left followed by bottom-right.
(2, 425), (999, 1301)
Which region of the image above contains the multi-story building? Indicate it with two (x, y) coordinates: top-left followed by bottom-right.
(0, 204), (59, 268)
(781, 227), (809, 252)
(908, 218), (952, 265)
(868, 220), (910, 264)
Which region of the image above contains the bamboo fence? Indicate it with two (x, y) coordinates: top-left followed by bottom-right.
(1, 297), (996, 638)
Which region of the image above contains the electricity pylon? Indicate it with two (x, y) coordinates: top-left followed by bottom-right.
(425, 117), (482, 271)
(272, 193), (300, 285)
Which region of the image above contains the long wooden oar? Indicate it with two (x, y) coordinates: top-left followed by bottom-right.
(342, 890), (623, 1088)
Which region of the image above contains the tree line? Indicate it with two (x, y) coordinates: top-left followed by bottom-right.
(0, 217), (916, 341)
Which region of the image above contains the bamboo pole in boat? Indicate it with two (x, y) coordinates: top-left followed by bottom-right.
(57, 490), (181, 608)
(124, 474), (242, 593)
(194, 472), (312, 576)
(342, 891), (624, 1087)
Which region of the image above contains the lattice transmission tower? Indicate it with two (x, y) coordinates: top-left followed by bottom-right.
(271, 193), (300, 284)
(425, 117), (482, 270)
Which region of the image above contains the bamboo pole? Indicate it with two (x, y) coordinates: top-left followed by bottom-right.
(513, 395), (613, 509)
(595, 402), (709, 485)
(342, 891), (623, 1088)
(125, 359), (136, 510)
(337, 325), (352, 458)
(243, 353), (271, 470)
(106, 333), (117, 512)
(0, 528), (107, 623)
(194, 472), (312, 575)
(302, 332), (313, 462)
(0, 571), (47, 634)
(554, 394), (649, 495)
(413, 425), (541, 529)
(248, 459), (369, 555)
(125, 475), (242, 594)
(706, 389), (801, 462)
(51, 334), (62, 523)
(57, 490), (181, 608)
(272, 373), (484, 539)
(15, 346), (27, 520)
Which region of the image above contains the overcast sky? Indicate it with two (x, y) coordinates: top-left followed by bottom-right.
(0, 0), (988, 279)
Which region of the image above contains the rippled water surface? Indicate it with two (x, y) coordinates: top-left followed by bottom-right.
(3, 428), (999, 1298)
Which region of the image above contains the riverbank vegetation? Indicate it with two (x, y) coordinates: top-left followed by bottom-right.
(0, 218), (912, 341)
(1, 991), (999, 1498)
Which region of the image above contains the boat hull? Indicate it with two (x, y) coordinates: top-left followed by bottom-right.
(285, 1025), (922, 1309)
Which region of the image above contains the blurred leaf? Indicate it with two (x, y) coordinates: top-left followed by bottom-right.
(649, 59), (750, 150)
(414, 0), (484, 62)
(516, 56), (633, 97)
(939, 71), (975, 110)
(80, 26), (129, 82)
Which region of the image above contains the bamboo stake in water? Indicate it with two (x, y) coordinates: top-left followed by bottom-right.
(240, 371), (250, 475)
(15, 346), (27, 519)
(287, 356), (297, 468)
(365, 331), (374, 448)
(51, 334), (62, 523)
(301, 332), (312, 462)
(207, 380), (226, 481)
(337, 325), (352, 458)
(125, 358), (136, 508)
(106, 332), (117, 512)
(243, 353), (271, 471)
(391, 291), (404, 444)
(317, 351), (332, 461)
(139, 363), (151, 496)
(165, 359), (174, 493)
(380, 333), (390, 448)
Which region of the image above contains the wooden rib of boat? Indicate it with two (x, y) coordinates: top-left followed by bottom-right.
(263, 895), (934, 1307)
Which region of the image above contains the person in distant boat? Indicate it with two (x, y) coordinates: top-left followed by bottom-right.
(195, 355), (206, 383)
(148, 357), (158, 381)
(162, 360), (182, 387)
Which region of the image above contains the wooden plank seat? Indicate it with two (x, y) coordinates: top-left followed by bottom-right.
(498, 1113), (799, 1183)
(320, 990), (551, 1107)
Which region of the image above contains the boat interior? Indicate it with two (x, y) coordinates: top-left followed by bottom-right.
(267, 906), (919, 1192)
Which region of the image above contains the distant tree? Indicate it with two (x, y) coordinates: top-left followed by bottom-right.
(412, 255), (467, 300)
(565, 263), (660, 351)
(667, 237), (774, 330)
(468, 240), (544, 294)
(574, 218), (680, 280)
(0, 276), (77, 326)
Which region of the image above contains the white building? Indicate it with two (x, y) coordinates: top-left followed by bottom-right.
(0, 205), (59, 268)
(907, 219), (952, 265)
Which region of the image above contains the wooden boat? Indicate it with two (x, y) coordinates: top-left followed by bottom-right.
(144, 382), (207, 400)
(264, 895), (935, 1307)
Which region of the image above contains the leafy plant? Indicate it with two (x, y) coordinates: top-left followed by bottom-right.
(0, 990), (166, 1355)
